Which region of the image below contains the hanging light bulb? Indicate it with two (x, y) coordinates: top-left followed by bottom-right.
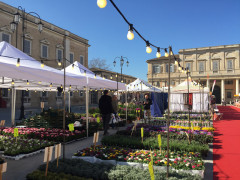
(38, 81), (42, 84)
(26, 89), (28, 92)
(84, 70), (86, 76)
(127, 24), (134, 40)
(175, 60), (178, 65)
(27, 80), (29, 85)
(94, 74), (97, 79)
(50, 83), (52, 87)
(8, 88), (10, 91)
(41, 60), (44, 68)
(70, 85), (72, 89)
(16, 58), (20, 67)
(58, 59), (62, 66)
(103, 76), (105, 80)
(61, 84), (63, 89)
(156, 47), (161, 58)
(97, 0), (107, 8)
(11, 79), (14, 85)
(72, 64), (74, 70)
(164, 49), (169, 57)
(110, 75), (113, 79)
(146, 41), (152, 54)
(178, 66), (182, 71)
(116, 74), (118, 78)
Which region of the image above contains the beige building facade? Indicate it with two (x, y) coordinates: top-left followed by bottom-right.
(147, 44), (240, 104)
(0, 2), (90, 110)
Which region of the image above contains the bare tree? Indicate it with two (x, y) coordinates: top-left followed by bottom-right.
(89, 58), (111, 70)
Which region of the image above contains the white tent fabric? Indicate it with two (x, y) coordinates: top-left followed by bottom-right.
(126, 78), (161, 92)
(170, 80), (209, 112)
(64, 61), (126, 90)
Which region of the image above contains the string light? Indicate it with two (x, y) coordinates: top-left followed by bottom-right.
(164, 49), (169, 57)
(70, 85), (72, 89)
(16, 58), (20, 67)
(156, 47), (161, 58)
(84, 70), (86, 76)
(50, 83), (52, 87)
(116, 74), (118, 77)
(94, 74), (97, 79)
(110, 75), (113, 79)
(8, 88), (10, 91)
(72, 64), (74, 70)
(41, 60), (44, 68)
(97, 0), (107, 8)
(61, 84), (63, 89)
(58, 59), (62, 66)
(27, 80), (29, 85)
(38, 81), (42, 84)
(146, 41), (152, 54)
(26, 89), (28, 92)
(175, 60), (178, 65)
(127, 24), (134, 40)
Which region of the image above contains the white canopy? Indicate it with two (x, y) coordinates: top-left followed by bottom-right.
(170, 80), (209, 112)
(64, 61), (126, 90)
(126, 78), (161, 92)
(171, 80), (209, 93)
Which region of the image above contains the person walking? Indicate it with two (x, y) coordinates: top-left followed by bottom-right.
(99, 90), (113, 135)
(143, 94), (152, 124)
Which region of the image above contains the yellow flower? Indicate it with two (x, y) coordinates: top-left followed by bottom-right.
(82, 153), (86, 156)
(164, 161), (167, 165)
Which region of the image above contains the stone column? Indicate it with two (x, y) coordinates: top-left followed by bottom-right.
(236, 79), (239, 95)
(207, 79), (210, 89)
(221, 79), (225, 101)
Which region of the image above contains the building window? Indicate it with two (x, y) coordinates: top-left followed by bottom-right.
(227, 91), (232, 99)
(57, 49), (63, 61)
(23, 39), (31, 55)
(90, 91), (98, 104)
(153, 65), (160, 74)
(213, 61), (219, 73)
(227, 59), (233, 72)
(41, 44), (48, 58)
(170, 64), (174, 72)
(80, 56), (84, 65)
(225, 80), (233, 85)
(1, 89), (9, 97)
(186, 62), (191, 72)
(79, 91), (84, 97)
(199, 61), (204, 74)
(1, 33), (10, 43)
(70, 53), (74, 64)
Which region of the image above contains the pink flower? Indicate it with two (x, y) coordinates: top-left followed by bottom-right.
(192, 165), (196, 168)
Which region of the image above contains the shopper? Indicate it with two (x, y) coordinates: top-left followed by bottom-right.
(99, 90), (113, 135)
(143, 94), (152, 123)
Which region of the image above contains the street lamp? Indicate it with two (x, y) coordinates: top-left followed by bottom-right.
(10, 6), (43, 122)
(113, 56), (129, 83)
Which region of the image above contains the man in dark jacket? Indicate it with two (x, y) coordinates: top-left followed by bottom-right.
(99, 90), (113, 135)
(143, 94), (152, 123)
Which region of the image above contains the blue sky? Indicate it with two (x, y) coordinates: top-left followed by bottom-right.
(2, 0), (240, 80)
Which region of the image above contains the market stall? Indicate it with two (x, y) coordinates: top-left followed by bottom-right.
(170, 80), (209, 112)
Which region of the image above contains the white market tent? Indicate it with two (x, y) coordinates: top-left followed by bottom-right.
(170, 80), (209, 112)
(0, 41), (126, 136)
(126, 78), (161, 92)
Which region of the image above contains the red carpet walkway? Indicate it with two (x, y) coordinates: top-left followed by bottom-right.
(213, 106), (240, 180)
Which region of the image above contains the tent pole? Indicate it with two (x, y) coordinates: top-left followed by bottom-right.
(63, 57), (66, 160)
(86, 77), (89, 138)
(125, 90), (127, 121)
(166, 46), (171, 178)
(11, 87), (16, 127)
(68, 91), (71, 113)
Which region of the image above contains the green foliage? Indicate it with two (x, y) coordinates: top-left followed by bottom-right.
(37, 159), (113, 180)
(101, 135), (209, 156)
(108, 165), (202, 180)
(26, 170), (91, 180)
(117, 130), (213, 144)
(28, 159), (201, 180)
(89, 107), (100, 114)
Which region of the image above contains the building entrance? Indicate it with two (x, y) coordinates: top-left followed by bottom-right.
(212, 85), (221, 104)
